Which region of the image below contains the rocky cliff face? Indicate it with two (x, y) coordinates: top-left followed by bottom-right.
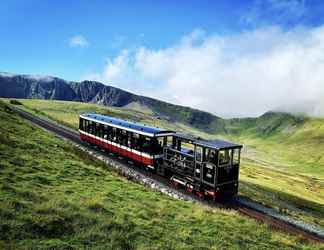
(0, 72), (221, 131)
(0, 74), (76, 100)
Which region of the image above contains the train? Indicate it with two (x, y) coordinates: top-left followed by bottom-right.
(79, 113), (242, 200)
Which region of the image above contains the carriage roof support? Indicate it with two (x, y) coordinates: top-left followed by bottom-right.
(172, 133), (243, 151)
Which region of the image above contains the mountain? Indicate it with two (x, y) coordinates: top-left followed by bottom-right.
(0, 72), (223, 131)
(1, 72), (308, 136)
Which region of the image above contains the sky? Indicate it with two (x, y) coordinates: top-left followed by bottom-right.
(1, 0), (324, 117)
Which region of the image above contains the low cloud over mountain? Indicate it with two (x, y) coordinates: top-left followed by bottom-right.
(85, 26), (324, 118)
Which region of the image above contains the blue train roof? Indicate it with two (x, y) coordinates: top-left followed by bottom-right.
(80, 113), (174, 137)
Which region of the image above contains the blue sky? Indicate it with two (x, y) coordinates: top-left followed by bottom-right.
(1, 0), (322, 80)
(1, 0), (244, 79)
(1, 0), (324, 117)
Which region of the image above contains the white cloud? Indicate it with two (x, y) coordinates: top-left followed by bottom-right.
(69, 35), (89, 48)
(83, 26), (324, 118)
(0, 72), (16, 78)
(25, 74), (54, 82)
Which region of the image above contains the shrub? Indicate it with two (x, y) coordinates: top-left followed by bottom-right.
(9, 99), (23, 105)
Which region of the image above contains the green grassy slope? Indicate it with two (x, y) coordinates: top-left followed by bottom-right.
(3, 98), (324, 229)
(222, 113), (324, 227)
(225, 111), (324, 177)
(1, 102), (320, 249)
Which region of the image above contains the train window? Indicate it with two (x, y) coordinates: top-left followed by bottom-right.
(116, 128), (122, 144)
(219, 149), (231, 166)
(96, 123), (101, 138)
(96, 123), (99, 137)
(101, 124), (104, 138)
(103, 125), (108, 140)
(233, 148), (240, 165)
(112, 127), (117, 142)
(195, 146), (203, 162)
(142, 137), (151, 154)
(93, 122), (97, 135)
(121, 130), (128, 146)
(127, 132), (132, 148)
(162, 137), (167, 147)
(166, 136), (173, 147)
(181, 142), (195, 155)
(114, 128), (120, 143)
(89, 121), (92, 134)
(206, 149), (217, 164)
(175, 138), (181, 150)
(133, 133), (141, 150)
(151, 137), (164, 154)
(79, 118), (83, 130)
(87, 121), (90, 133)
(105, 125), (112, 140)
(157, 137), (164, 147)
(89, 121), (95, 135)
(83, 120), (87, 132)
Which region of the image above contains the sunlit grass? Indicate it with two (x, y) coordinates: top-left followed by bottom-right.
(3, 98), (324, 229)
(1, 100), (320, 249)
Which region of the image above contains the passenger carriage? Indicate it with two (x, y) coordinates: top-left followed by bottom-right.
(79, 113), (174, 167)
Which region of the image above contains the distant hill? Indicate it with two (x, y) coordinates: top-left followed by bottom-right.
(224, 111), (307, 137)
(0, 72), (223, 132)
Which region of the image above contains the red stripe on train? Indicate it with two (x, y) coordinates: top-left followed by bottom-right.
(80, 133), (153, 166)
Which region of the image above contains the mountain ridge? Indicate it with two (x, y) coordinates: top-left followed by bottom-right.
(0, 72), (306, 135)
(0, 72), (223, 130)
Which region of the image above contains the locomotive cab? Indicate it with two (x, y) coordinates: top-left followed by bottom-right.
(161, 134), (242, 200)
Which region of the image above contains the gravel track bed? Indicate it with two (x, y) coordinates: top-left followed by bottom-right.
(237, 197), (324, 239)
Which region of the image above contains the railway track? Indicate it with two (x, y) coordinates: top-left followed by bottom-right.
(232, 201), (324, 244)
(9, 105), (324, 244)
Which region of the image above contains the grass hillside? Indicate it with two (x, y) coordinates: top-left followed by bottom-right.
(3, 98), (324, 229)
(226, 111), (324, 177)
(1, 102), (321, 249)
